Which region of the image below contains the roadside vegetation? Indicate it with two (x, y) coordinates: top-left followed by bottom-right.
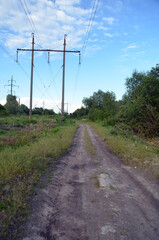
(84, 126), (97, 157)
(72, 64), (159, 177)
(0, 115), (77, 240)
(90, 122), (159, 177)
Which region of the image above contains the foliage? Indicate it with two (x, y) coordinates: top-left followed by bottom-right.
(18, 104), (29, 115)
(71, 107), (88, 118)
(82, 90), (117, 121)
(4, 95), (19, 114)
(44, 109), (55, 115)
(103, 91), (116, 118)
(88, 108), (104, 121)
(119, 66), (159, 136)
(32, 107), (43, 115)
(0, 104), (7, 116)
(0, 104), (5, 111)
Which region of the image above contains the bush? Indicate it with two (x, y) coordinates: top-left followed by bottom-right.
(103, 116), (118, 127)
(21, 119), (37, 125)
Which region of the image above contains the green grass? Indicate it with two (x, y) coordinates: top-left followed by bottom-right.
(0, 116), (60, 151)
(84, 127), (97, 157)
(89, 122), (159, 178)
(0, 117), (78, 240)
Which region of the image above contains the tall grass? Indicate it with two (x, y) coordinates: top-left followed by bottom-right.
(0, 123), (77, 240)
(89, 122), (159, 177)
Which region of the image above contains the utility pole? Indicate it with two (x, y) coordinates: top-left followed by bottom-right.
(17, 33), (80, 119)
(5, 76), (18, 96)
(29, 33), (34, 119)
(61, 34), (66, 117)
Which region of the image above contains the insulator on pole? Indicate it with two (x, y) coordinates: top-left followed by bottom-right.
(16, 50), (18, 63)
(48, 51), (50, 64)
(79, 53), (81, 65)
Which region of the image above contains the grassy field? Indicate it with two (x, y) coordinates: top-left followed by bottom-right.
(0, 115), (78, 240)
(88, 121), (159, 178)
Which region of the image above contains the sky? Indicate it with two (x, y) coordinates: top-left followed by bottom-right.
(0, 0), (159, 113)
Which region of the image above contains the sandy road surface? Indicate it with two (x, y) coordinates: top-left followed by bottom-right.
(21, 124), (159, 240)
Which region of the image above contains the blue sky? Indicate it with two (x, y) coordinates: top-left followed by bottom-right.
(0, 0), (159, 113)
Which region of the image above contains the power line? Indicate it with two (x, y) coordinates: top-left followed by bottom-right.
(81, 0), (99, 58)
(17, 34), (80, 118)
(33, 64), (62, 103)
(70, 0), (99, 111)
(19, 0), (63, 100)
(0, 44), (29, 78)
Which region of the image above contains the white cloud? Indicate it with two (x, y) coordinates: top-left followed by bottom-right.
(103, 17), (116, 25)
(104, 32), (120, 38)
(104, 0), (123, 13)
(104, 33), (114, 38)
(0, 0), (94, 52)
(98, 26), (110, 31)
(123, 44), (138, 51)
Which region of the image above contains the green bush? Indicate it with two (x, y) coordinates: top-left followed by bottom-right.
(103, 116), (118, 127)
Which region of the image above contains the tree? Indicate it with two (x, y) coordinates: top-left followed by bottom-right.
(44, 109), (55, 115)
(0, 104), (7, 116)
(82, 90), (117, 121)
(82, 90), (105, 109)
(32, 107), (43, 115)
(119, 66), (159, 136)
(103, 91), (116, 118)
(72, 107), (89, 118)
(18, 104), (29, 115)
(4, 95), (18, 114)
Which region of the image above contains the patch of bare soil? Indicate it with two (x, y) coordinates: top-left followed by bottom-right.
(20, 124), (159, 240)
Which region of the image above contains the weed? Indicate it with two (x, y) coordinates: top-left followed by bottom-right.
(38, 182), (44, 188)
(121, 230), (128, 236)
(109, 185), (116, 191)
(90, 176), (100, 188)
(84, 127), (97, 157)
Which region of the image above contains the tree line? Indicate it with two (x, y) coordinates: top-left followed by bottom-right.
(72, 65), (159, 137)
(0, 95), (55, 116)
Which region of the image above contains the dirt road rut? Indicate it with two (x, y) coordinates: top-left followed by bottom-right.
(22, 124), (159, 240)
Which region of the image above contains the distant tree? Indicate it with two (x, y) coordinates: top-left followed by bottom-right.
(72, 107), (89, 118)
(82, 90), (116, 121)
(18, 104), (29, 115)
(44, 109), (55, 115)
(119, 66), (159, 136)
(88, 108), (104, 121)
(32, 107), (43, 115)
(4, 94), (18, 114)
(0, 104), (7, 116)
(103, 91), (116, 118)
(82, 90), (105, 109)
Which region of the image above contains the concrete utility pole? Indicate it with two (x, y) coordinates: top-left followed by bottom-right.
(17, 33), (80, 119)
(5, 76), (18, 96)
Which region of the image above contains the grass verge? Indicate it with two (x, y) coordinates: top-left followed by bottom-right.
(0, 123), (78, 240)
(84, 126), (97, 157)
(89, 122), (159, 178)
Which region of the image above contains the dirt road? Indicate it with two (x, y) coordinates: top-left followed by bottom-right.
(21, 124), (159, 240)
